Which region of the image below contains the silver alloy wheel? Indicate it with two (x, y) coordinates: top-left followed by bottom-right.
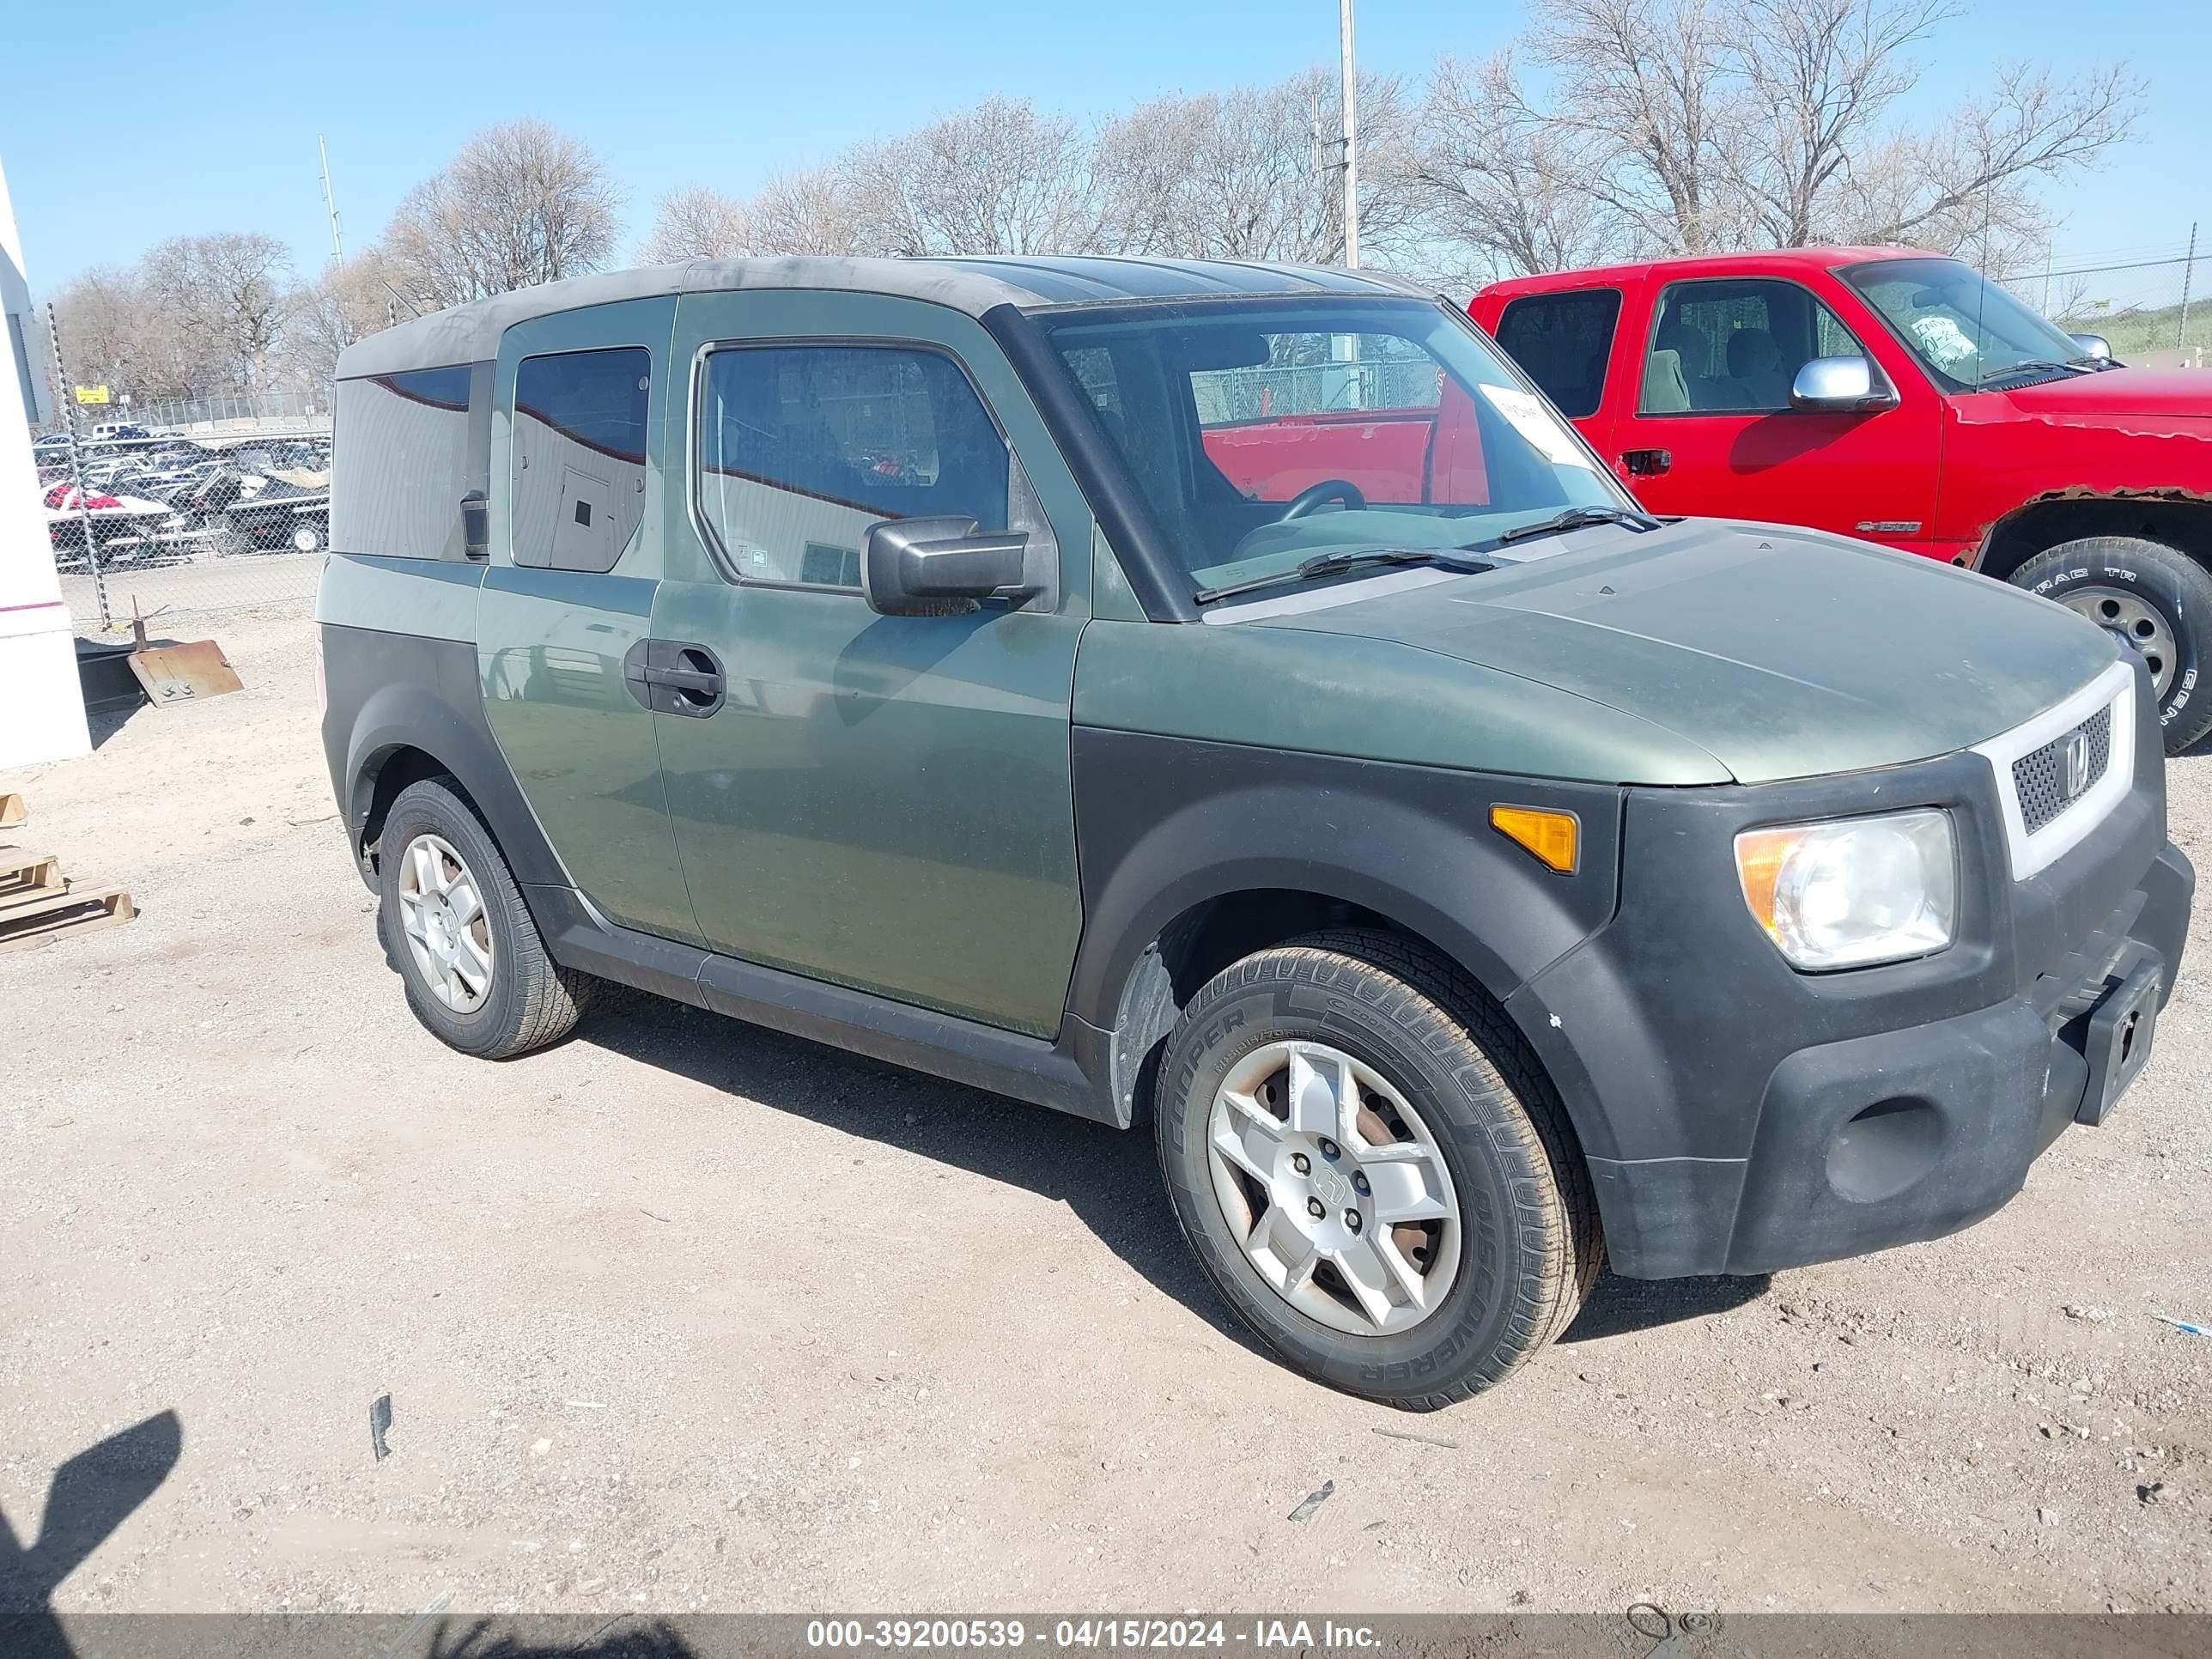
(2063, 585), (2177, 699)
(396, 832), (495, 1013)
(1206, 1040), (1462, 1337)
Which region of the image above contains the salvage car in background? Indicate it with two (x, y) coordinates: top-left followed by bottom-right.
(1470, 248), (2212, 751)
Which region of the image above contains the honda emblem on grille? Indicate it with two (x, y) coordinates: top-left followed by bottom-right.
(2062, 730), (2092, 800)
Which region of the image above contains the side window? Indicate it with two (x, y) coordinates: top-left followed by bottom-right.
(1642, 279), (1868, 415)
(1493, 289), (1622, 419)
(331, 363), (472, 560)
(510, 347), (650, 573)
(696, 343), (1011, 590)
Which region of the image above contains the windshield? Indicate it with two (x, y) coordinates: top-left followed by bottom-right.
(1841, 257), (2088, 390)
(1036, 298), (1632, 601)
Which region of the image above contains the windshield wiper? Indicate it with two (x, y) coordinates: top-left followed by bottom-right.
(1977, 357), (2098, 385)
(1193, 547), (1492, 605)
(1487, 505), (1662, 548)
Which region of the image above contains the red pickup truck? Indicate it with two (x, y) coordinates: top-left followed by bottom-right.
(1469, 247), (2212, 752)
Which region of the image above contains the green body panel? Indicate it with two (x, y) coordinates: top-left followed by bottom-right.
(1191, 520), (2119, 785)
(1073, 617), (1731, 784)
(1091, 526), (1148, 623)
(650, 289), (1092, 1036)
(477, 298), (698, 944)
(315, 552), (483, 641)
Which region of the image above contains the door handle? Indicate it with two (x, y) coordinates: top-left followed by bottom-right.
(640, 662), (721, 695)
(1620, 447), (1672, 477)
(623, 641), (726, 716)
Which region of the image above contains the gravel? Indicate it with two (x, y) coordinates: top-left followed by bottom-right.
(3, 605), (2209, 1615)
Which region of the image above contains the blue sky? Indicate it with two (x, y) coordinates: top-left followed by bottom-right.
(1, 0), (2200, 291)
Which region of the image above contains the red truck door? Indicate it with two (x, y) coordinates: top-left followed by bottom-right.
(1603, 274), (1942, 553)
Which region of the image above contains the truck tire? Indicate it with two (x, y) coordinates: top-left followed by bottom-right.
(2009, 537), (2212, 753)
(1154, 930), (1600, 1409)
(377, 776), (593, 1059)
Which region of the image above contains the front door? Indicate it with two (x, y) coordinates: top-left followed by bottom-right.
(648, 290), (1091, 1037)
(1609, 276), (1942, 555)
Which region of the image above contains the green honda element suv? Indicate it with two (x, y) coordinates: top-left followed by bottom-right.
(319, 255), (2191, 1407)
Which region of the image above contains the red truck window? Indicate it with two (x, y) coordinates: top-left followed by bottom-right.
(1643, 279), (1871, 415)
(1493, 289), (1622, 419)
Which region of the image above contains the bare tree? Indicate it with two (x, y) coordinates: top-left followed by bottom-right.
(748, 167), (877, 255)
(140, 232), (295, 390)
(1418, 0), (2142, 272)
(285, 250), (404, 392)
(1413, 53), (1628, 280)
(1836, 62), (2142, 261)
(385, 120), (622, 305)
(1096, 69), (1420, 265)
(1730, 0), (1955, 245)
(847, 97), (1103, 256)
(1529, 0), (1755, 254)
(51, 267), (179, 404)
(640, 186), (751, 263)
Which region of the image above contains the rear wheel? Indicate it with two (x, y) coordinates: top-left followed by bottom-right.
(378, 777), (592, 1059)
(1153, 931), (1600, 1409)
(2009, 536), (2212, 752)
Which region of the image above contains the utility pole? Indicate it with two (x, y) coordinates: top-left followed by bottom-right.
(2180, 222), (2197, 354)
(1339, 0), (1359, 269)
(319, 135), (343, 265)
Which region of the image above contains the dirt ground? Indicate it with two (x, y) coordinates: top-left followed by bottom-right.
(4, 603), (2211, 1620)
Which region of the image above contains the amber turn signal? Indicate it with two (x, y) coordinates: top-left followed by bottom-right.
(1490, 805), (1579, 874)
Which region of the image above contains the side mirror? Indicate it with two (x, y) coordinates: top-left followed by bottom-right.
(460, 489), (489, 560)
(1789, 356), (1897, 413)
(862, 517), (1036, 616)
(2069, 332), (2112, 362)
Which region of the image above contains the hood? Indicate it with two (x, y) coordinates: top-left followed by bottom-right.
(2002, 366), (2212, 422)
(1231, 519), (2118, 785)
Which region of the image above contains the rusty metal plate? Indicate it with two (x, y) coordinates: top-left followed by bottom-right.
(129, 640), (243, 706)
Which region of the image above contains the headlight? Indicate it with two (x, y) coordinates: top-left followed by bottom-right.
(1734, 809), (1956, 970)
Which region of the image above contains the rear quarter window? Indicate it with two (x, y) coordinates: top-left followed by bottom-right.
(331, 364), (473, 560)
(510, 347), (651, 574)
(1493, 289), (1622, 419)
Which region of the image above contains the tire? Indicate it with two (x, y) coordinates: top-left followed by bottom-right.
(377, 776), (592, 1059)
(2009, 536), (2212, 753)
(1153, 930), (1601, 1409)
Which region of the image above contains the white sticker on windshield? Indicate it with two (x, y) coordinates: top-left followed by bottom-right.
(1478, 383), (1595, 470)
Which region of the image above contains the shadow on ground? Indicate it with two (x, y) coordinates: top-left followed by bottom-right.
(0, 1410), (182, 1657)
(1560, 1271), (1771, 1342)
(579, 993), (1258, 1351)
(581, 994), (1766, 1364)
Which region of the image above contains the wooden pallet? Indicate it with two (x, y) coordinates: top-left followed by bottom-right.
(0, 793), (22, 830)
(0, 852), (134, 954)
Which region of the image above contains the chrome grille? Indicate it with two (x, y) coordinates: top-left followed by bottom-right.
(2010, 706), (2113, 835)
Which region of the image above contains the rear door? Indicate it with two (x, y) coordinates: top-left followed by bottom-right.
(1605, 276), (1942, 550)
(477, 299), (699, 945)
(647, 289), (1092, 1037)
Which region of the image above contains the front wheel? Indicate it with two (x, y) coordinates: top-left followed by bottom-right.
(1154, 932), (1600, 1409)
(2009, 536), (2212, 753)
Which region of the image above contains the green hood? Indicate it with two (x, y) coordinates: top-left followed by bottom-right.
(1234, 520), (2120, 785)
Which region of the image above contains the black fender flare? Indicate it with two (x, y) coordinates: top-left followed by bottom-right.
(325, 629), (567, 892)
(1061, 727), (1627, 1157)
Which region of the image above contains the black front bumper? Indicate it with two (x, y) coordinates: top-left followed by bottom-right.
(1507, 674), (2193, 1279)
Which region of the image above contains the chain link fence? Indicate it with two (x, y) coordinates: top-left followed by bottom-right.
(2027, 238), (2209, 369)
(33, 303), (331, 635)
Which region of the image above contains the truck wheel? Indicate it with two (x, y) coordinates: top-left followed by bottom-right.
(1154, 931), (1600, 1408)
(2009, 537), (2212, 753)
(377, 777), (592, 1059)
